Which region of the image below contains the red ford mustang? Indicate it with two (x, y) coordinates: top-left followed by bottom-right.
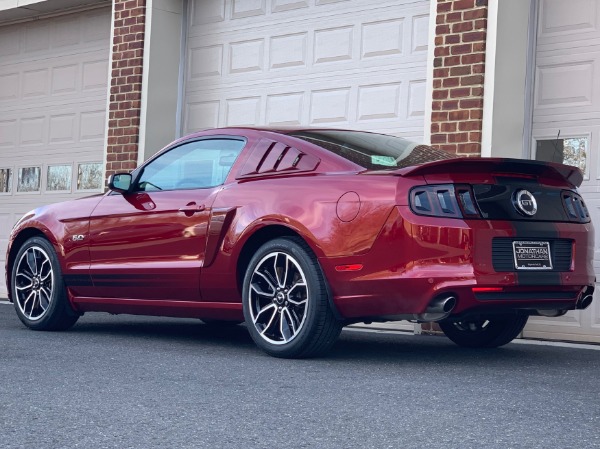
(5, 128), (595, 357)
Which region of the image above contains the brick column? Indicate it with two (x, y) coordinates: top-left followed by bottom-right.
(430, 0), (488, 156)
(105, 0), (146, 179)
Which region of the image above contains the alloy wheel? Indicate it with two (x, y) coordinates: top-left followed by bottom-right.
(248, 251), (309, 345)
(14, 246), (54, 321)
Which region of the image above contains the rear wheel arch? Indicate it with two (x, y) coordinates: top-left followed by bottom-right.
(236, 224), (316, 293)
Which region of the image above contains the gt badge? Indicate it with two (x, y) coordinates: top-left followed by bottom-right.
(513, 189), (537, 216)
(72, 235), (85, 242)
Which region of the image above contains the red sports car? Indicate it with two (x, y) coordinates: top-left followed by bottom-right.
(5, 128), (595, 357)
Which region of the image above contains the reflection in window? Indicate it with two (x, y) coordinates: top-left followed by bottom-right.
(47, 165), (72, 191)
(77, 163), (102, 190)
(17, 167), (41, 193)
(138, 139), (245, 191)
(0, 168), (11, 193)
(535, 137), (587, 172)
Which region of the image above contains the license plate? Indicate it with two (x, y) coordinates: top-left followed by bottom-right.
(513, 241), (553, 270)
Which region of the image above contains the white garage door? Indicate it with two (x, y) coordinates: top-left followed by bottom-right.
(524, 0), (600, 343)
(0, 7), (111, 297)
(182, 0), (430, 139)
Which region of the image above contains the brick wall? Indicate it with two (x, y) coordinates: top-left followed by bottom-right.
(105, 0), (146, 179)
(430, 0), (488, 157)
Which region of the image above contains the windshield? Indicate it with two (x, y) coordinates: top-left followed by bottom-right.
(291, 130), (457, 170)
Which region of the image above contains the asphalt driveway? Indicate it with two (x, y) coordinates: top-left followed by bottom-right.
(1, 301), (599, 449)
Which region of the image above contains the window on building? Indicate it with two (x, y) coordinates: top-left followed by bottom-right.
(535, 136), (588, 173)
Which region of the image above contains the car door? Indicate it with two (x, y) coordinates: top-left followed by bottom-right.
(87, 137), (246, 301)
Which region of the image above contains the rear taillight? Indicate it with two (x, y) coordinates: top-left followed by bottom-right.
(410, 184), (480, 219)
(562, 191), (590, 222)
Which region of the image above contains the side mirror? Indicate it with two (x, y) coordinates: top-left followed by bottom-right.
(108, 173), (132, 193)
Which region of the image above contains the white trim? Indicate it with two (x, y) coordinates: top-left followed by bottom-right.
(511, 338), (600, 351)
(522, 0), (539, 159)
(422, 0), (437, 145)
(0, 1), (110, 26)
(175, 0), (188, 139)
(102, 0), (115, 183)
(480, 0), (499, 158)
(138, 0), (153, 167)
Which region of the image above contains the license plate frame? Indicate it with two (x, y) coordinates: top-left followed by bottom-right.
(512, 241), (553, 270)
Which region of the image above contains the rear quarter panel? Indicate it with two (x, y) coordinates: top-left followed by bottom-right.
(200, 173), (413, 302)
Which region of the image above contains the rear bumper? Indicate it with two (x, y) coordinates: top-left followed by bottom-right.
(320, 206), (595, 320)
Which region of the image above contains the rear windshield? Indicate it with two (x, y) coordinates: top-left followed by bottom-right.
(291, 130), (456, 170)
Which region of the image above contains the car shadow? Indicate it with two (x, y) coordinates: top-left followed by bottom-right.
(59, 314), (600, 369)
(68, 315), (256, 351)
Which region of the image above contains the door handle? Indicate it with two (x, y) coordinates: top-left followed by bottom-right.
(179, 203), (206, 214)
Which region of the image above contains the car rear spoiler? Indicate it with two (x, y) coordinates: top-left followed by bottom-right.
(392, 157), (584, 188)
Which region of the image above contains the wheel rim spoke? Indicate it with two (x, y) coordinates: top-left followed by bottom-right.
(255, 271), (277, 294)
(23, 291), (34, 315)
(274, 254), (286, 287)
(250, 281), (275, 298)
(280, 310), (292, 342)
(26, 250), (38, 276)
(284, 308), (296, 333)
(14, 245), (54, 321)
(254, 303), (276, 324)
(249, 251), (309, 345)
(39, 287), (51, 311)
(260, 308), (278, 335)
(17, 272), (33, 282)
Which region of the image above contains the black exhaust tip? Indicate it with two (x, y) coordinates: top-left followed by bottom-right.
(577, 294), (593, 310)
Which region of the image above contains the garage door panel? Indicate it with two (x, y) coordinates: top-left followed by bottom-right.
(0, 8), (110, 297)
(0, 107), (106, 150)
(186, 57), (427, 96)
(184, 66), (426, 134)
(533, 52), (600, 117)
(190, 0), (423, 33)
(0, 55), (108, 102)
(0, 16), (109, 65)
(537, 0), (600, 50)
(525, 0), (600, 342)
(187, 10), (428, 88)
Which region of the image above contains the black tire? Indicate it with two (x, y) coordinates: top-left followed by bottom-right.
(11, 236), (80, 331)
(439, 313), (529, 348)
(242, 236), (342, 358)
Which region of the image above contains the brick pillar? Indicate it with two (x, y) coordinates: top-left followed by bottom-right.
(430, 0), (488, 156)
(105, 0), (146, 180)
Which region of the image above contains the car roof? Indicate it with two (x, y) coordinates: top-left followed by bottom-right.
(180, 126), (385, 139)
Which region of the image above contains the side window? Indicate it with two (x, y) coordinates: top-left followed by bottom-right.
(136, 138), (245, 191)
